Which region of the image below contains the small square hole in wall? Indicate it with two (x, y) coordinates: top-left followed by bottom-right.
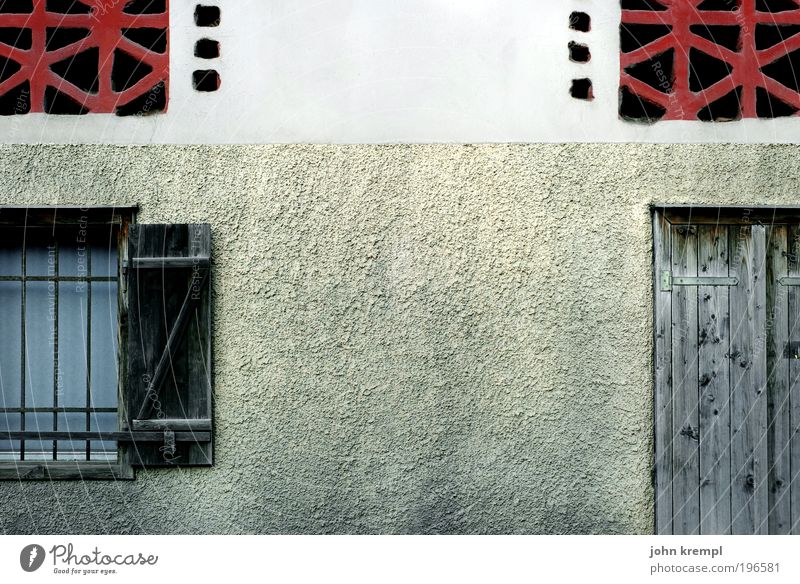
(195, 38), (220, 59)
(195, 5), (221, 27)
(193, 69), (221, 91)
(568, 42), (591, 63)
(569, 12), (591, 33)
(570, 78), (593, 100)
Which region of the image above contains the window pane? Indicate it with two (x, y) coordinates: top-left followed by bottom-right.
(25, 229), (57, 276)
(90, 282), (118, 408)
(90, 236), (118, 277)
(0, 412), (20, 461)
(0, 222), (121, 465)
(89, 412), (117, 461)
(23, 412), (53, 460)
(0, 282), (21, 408)
(25, 282), (54, 408)
(56, 412), (87, 461)
(58, 224), (89, 277)
(57, 282), (88, 407)
(0, 227), (22, 275)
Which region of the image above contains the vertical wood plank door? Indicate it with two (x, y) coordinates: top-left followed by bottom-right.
(671, 224), (700, 534)
(728, 225), (768, 535)
(653, 213), (788, 535)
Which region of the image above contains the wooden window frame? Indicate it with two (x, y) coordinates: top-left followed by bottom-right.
(0, 206), (137, 480)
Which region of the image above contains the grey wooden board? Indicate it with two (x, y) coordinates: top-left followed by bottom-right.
(132, 419), (212, 431)
(729, 225), (769, 535)
(767, 225), (791, 534)
(789, 224), (800, 534)
(672, 224), (700, 535)
(130, 257), (210, 268)
(698, 224), (732, 534)
(0, 431), (210, 441)
(653, 212), (673, 534)
(0, 462), (134, 481)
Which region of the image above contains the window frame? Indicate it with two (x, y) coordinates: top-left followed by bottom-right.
(0, 206), (137, 481)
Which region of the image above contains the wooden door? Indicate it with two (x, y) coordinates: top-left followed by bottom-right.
(654, 210), (800, 535)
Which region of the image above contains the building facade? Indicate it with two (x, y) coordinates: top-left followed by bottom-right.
(1, 1), (799, 534)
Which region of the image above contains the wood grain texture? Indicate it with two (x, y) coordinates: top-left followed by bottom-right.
(653, 211), (673, 534)
(0, 462), (134, 480)
(697, 224), (732, 534)
(766, 225), (790, 534)
(671, 224), (700, 535)
(656, 215), (800, 534)
(788, 224), (800, 534)
(125, 224), (213, 467)
(729, 224), (768, 535)
(132, 419), (212, 431)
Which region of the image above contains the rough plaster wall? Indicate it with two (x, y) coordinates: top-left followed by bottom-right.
(0, 144), (796, 534)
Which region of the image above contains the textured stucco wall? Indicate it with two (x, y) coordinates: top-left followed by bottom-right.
(0, 144), (797, 534)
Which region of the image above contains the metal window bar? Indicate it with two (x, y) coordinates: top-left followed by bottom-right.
(86, 243), (92, 460)
(52, 238), (58, 460)
(19, 227), (25, 460)
(0, 276), (115, 281)
(0, 407), (116, 413)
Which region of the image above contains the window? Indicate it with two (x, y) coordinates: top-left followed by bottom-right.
(0, 208), (213, 480)
(653, 206), (800, 535)
(0, 215), (121, 466)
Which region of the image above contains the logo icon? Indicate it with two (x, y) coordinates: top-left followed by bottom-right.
(20, 544), (45, 572)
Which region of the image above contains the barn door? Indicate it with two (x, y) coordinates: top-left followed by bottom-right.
(654, 211), (800, 535)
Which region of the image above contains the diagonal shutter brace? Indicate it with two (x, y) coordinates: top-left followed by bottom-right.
(661, 271), (738, 292)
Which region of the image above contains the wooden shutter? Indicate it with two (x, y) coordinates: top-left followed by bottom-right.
(124, 224), (212, 467)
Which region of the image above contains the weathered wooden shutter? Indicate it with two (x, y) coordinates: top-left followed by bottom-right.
(123, 224), (212, 467)
(654, 212), (800, 535)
